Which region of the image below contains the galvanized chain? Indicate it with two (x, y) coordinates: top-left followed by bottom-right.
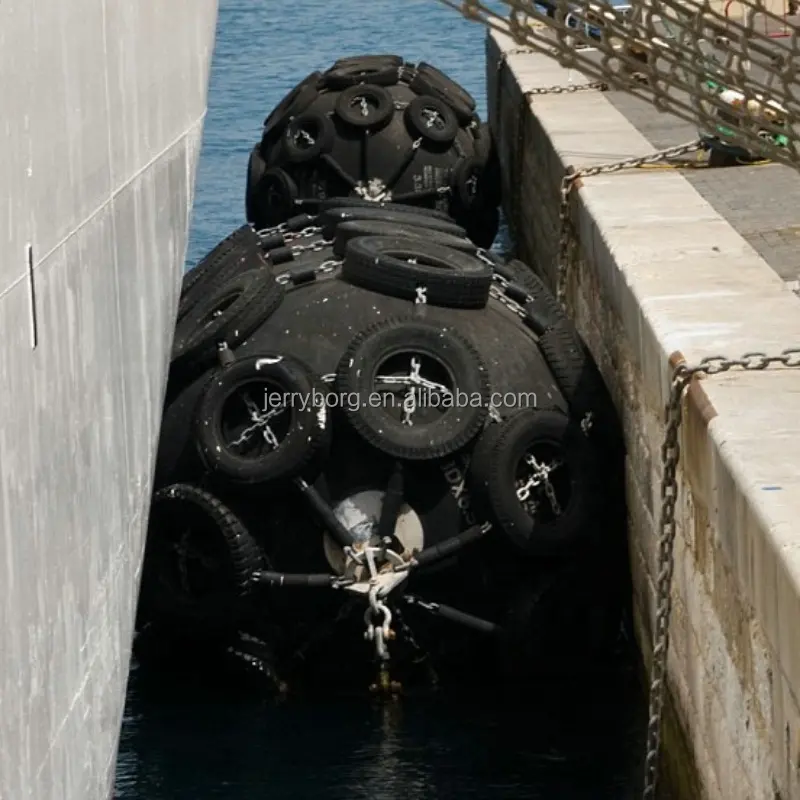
(642, 348), (800, 799)
(555, 139), (702, 306)
(527, 81), (608, 94)
(274, 258), (342, 286)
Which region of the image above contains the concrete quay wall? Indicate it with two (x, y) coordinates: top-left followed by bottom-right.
(488, 29), (800, 800)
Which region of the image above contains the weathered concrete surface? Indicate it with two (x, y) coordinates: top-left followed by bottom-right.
(488, 28), (800, 800)
(0, 2), (218, 798)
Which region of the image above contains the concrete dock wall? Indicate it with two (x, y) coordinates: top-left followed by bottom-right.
(0, 2), (218, 798)
(488, 29), (800, 800)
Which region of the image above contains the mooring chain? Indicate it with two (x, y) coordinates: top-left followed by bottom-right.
(642, 348), (800, 799)
(555, 139), (702, 306)
(274, 258), (341, 286)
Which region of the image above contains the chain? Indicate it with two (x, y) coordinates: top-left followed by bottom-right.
(556, 139), (702, 306)
(642, 348), (800, 799)
(275, 258), (341, 286)
(290, 238), (333, 256)
(527, 82), (608, 94)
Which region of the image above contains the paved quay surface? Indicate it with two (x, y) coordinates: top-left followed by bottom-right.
(601, 89), (800, 292)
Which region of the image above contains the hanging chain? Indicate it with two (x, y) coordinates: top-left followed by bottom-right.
(555, 139), (703, 306)
(642, 348), (800, 799)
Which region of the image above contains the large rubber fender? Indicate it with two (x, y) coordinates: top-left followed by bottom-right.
(247, 56), (500, 247)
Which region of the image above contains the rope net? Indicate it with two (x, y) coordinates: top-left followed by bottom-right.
(436, 0), (800, 170)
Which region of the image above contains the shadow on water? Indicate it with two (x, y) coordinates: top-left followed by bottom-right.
(116, 647), (645, 800)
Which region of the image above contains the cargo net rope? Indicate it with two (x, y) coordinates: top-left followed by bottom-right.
(436, 0), (800, 170)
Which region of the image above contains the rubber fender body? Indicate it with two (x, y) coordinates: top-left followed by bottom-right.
(263, 74), (322, 143)
(194, 353), (331, 484)
(467, 408), (603, 556)
(245, 145), (267, 224)
(249, 168), (298, 228)
(341, 235), (492, 308)
(335, 316), (491, 460)
(179, 225), (265, 321)
(318, 206), (466, 239)
(172, 268), (284, 377)
(137, 484), (264, 633)
(333, 219), (477, 258)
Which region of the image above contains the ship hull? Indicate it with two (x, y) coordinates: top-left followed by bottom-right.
(0, 2), (219, 797)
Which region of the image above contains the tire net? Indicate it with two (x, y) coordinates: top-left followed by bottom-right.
(434, 0), (800, 170)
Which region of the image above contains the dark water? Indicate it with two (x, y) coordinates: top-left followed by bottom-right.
(117, 1), (646, 797)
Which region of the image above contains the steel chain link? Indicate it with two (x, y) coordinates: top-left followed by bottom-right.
(642, 348), (800, 799)
(555, 139), (703, 306)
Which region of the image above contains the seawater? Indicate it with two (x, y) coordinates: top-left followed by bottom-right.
(117, 1), (646, 797)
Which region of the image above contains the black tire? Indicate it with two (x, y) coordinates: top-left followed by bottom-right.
(335, 317), (490, 460)
(245, 145), (267, 224)
(537, 318), (623, 447)
(708, 147), (738, 168)
(473, 122), (502, 206)
(172, 269), (284, 375)
(194, 353), (331, 484)
(490, 258), (564, 333)
(263, 75), (321, 143)
(451, 156), (483, 213)
(318, 206), (466, 239)
(342, 235), (492, 309)
(468, 408), (602, 556)
(335, 84), (394, 130)
(250, 168), (298, 228)
(137, 484), (264, 633)
(409, 63), (475, 124)
(404, 96), (459, 144)
(178, 226), (266, 322)
(314, 196), (453, 221)
(333, 219), (477, 258)
(323, 62), (400, 90)
(330, 54), (403, 71)
(281, 111), (335, 163)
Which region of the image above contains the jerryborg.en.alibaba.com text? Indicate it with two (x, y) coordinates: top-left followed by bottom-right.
(262, 388), (539, 413)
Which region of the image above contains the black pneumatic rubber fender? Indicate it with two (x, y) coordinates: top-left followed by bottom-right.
(342, 235), (492, 309)
(329, 54), (403, 71)
(473, 122), (502, 206)
(313, 196), (454, 221)
(194, 353), (331, 485)
(172, 269), (284, 376)
(318, 206), (467, 240)
(467, 408), (602, 557)
(137, 484), (264, 633)
(335, 317), (491, 460)
(335, 84), (394, 130)
(281, 112), (335, 163)
(490, 258), (565, 334)
(404, 95), (459, 144)
(179, 225), (265, 321)
(333, 220), (477, 258)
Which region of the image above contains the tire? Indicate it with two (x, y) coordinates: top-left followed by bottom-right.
(333, 219), (477, 258)
(194, 353), (331, 484)
(409, 62), (475, 124)
(281, 111), (335, 163)
(330, 54), (403, 71)
(314, 196), (454, 221)
(250, 168), (299, 228)
(178, 226), (266, 322)
(335, 84), (394, 130)
(468, 408), (602, 556)
(318, 206), (466, 239)
(490, 258), (564, 333)
(323, 62), (400, 90)
(473, 122), (502, 206)
(263, 75), (321, 143)
(137, 484), (264, 633)
(335, 317), (491, 460)
(451, 156), (483, 213)
(405, 96), (459, 144)
(172, 269), (284, 376)
(537, 319), (623, 447)
(342, 235), (492, 309)
(245, 145), (267, 224)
